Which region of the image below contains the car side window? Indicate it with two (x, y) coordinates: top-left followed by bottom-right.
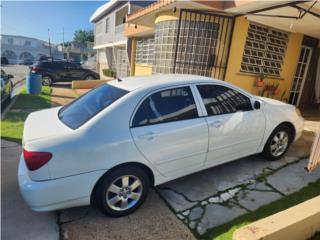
(197, 85), (253, 116)
(132, 86), (198, 127)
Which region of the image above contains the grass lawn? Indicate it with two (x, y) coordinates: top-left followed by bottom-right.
(1, 86), (52, 143)
(13, 87), (52, 109)
(203, 179), (320, 240)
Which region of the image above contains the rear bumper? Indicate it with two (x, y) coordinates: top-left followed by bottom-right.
(18, 156), (107, 211)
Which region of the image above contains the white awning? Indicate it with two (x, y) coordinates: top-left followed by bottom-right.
(235, 1), (320, 39)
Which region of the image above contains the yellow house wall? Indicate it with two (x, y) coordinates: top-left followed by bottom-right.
(134, 64), (153, 76)
(224, 16), (303, 101)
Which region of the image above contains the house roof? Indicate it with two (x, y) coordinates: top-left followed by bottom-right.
(90, 0), (119, 22)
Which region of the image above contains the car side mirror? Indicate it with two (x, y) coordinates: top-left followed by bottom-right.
(254, 100), (261, 110)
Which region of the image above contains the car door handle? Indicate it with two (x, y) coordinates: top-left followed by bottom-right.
(209, 120), (224, 128)
(138, 132), (155, 141)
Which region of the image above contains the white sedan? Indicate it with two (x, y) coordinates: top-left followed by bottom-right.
(18, 74), (304, 217)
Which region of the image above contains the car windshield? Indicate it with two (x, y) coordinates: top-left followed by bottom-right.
(58, 84), (128, 129)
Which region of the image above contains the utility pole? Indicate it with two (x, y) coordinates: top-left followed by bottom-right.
(62, 27), (66, 59)
(48, 28), (52, 58)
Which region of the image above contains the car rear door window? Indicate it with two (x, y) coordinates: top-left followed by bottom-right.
(59, 84), (128, 129)
(197, 85), (253, 116)
(132, 86), (198, 127)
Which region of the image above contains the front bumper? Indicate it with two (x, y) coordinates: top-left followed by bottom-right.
(293, 116), (304, 142)
(18, 156), (107, 211)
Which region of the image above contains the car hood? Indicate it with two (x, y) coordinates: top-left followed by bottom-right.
(23, 107), (72, 143)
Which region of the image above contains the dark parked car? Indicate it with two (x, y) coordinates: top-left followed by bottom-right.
(1, 69), (14, 105)
(30, 60), (100, 86)
(20, 59), (34, 66)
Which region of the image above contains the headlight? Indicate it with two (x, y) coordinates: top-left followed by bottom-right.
(295, 108), (302, 117)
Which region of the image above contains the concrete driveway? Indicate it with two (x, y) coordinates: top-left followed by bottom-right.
(1, 140), (59, 240)
(158, 130), (320, 236)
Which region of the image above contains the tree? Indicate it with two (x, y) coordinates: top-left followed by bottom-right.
(73, 30), (94, 45)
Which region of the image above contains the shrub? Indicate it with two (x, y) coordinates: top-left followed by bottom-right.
(102, 69), (117, 78)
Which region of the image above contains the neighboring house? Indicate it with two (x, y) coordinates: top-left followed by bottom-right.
(0, 34), (63, 64)
(125, 0), (320, 109)
(90, 0), (154, 78)
(57, 41), (96, 64)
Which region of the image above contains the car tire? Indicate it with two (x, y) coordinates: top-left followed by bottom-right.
(263, 125), (293, 161)
(42, 75), (53, 86)
(85, 75), (95, 80)
(94, 165), (150, 217)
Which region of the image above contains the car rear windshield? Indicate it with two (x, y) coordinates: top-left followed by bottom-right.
(58, 84), (128, 129)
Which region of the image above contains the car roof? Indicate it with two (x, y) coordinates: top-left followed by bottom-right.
(109, 74), (223, 91)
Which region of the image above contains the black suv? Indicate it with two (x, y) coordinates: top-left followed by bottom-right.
(30, 60), (100, 86)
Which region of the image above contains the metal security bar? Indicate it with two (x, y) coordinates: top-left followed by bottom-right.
(173, 9), (234, 80)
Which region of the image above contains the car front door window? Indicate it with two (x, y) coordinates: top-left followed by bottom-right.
(197, 85), (253, 116)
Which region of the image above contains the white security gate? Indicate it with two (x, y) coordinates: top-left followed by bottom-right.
(289, 46), (313, 105)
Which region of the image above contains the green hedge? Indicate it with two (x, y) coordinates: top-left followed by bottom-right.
(102, 69), (117, 78)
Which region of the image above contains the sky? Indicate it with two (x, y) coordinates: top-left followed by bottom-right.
(1, 1), (104, 44)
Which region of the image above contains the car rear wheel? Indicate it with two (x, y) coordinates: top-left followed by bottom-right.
(85, 75), (95, 80)
(94, 165), (150, 217)
(42, 75), (53, 86)
(263, 125), (293, 161)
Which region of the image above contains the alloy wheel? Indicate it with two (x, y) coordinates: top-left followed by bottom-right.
(270, 131), (289, 157)
(106, 175), (143, 211)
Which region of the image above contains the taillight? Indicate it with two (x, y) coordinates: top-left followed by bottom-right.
(31, 66), (40, 72)
(23, 149), (52, 171)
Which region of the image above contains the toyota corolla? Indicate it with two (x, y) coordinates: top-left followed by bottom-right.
(18, 74), (304, 217)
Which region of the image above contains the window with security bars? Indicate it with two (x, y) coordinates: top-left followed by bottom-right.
(136, 37), (155, 65)
(153, 19), (219, 76)
(241, 23), (288, 77)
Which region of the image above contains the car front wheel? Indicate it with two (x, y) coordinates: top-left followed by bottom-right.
(94, 165), (150, 217)
(263, 125), (293, 161)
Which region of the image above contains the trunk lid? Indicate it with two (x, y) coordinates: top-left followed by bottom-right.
(23, 107), (72, 143)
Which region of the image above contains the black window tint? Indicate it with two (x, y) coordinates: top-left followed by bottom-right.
(197, 85), (252, 116)
(59, 84), (128, 129)
(132, 87), (198, 127)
